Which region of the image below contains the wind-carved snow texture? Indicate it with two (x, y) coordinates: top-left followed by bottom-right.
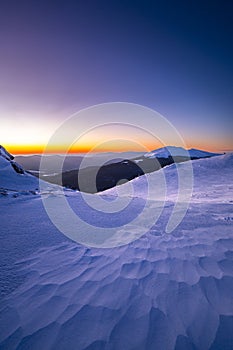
(0, 149), (232, 349)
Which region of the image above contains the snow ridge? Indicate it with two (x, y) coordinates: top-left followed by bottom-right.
(0, 145), (14, 161)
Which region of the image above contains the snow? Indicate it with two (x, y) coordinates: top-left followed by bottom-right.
(144, 146), (189, 158)
(0, 150), (61, 196)
(0, 145), (14, 161)
(144, 145), (220, 159)
(188, 148), (221, 158)
(0, 153), (38, 192)
(104, 153), (233, 204)
(0, 149), (232, 349)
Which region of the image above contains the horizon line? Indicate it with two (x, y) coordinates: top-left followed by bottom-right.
(2, 144), (229, 156)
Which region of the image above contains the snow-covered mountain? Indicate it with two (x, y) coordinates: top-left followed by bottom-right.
(0, 147), (232, 349)
(0, 145), (59, 196)
(0, 145), (40, 193)
(188, 148), (221, 158)
(144, 145), (221, 159)
(0, 145), (14, 161)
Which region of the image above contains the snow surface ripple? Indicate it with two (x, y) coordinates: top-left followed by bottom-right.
(0, 153), (232, 349)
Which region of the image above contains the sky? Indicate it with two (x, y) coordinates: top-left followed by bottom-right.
(0, 0), (232, 154)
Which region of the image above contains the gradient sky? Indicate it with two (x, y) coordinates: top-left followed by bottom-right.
(0, 0), (232, 154)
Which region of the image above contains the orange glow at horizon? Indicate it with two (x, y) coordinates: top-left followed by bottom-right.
(5, 139), (232, 156)
(3, 123), (233, 156)
(5, 124), (165, 155)
(6, 141), (161, 155)
(2, 105), (232, 156)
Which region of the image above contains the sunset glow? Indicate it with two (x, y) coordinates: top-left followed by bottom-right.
(4, 137), (232, 156)
(0, 1), (232, 155)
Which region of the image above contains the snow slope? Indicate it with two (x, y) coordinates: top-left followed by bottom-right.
(0, 150), (232, 350)
(104, 153), (233, 204)
(0, 146), (62, 196)
(0, 145), (14, 161)
(144, 145), (220, 159)
(0, 146), (38, 192)
(188, 148), (221, 158)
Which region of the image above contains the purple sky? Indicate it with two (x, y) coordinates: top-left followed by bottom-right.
(0, 1), (232, 153)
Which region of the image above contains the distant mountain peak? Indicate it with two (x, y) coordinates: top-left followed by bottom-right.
(187, 148), (221, 158)
(144, 146), (221, 159)
(144, 146), (188, 159)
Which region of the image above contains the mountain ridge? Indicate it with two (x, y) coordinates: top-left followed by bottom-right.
(144, 145), (221, 159)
